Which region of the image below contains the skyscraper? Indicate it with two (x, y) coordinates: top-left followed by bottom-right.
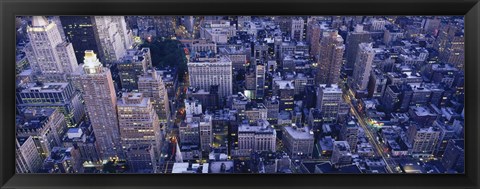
(199, 114), (213, 152)
(352, 42), (375, 91)
(316, 30), (345, 85)
(16, 108), (67, 158)
(117, 93), (162, 151)
(79, 51), (123, 159)
(423, 17), (441, 36)
(345, 24), (372, 69)
(340, 120), (359, 152)
(316, 84), (345, 123)
(117, 93), (162, 172)
(291, 17), (305, 41)
(117, 48), (150, 91)
(25, 16), (78, 82)
(407, 125), (441, 157)
(16, 136), (43, 173)
(138, 70), (171, 127)
(306, 21), (324, 61)
(441, 139), (464, 172)
(92, 16), (133, 64)
(255, 64), (265, 100)
(16, 82), (85, 127)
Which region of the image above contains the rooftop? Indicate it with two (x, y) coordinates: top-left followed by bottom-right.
(410, 106), (437, 117)
(209, 161), (234, 173)
(238, 123), (275, 134)
(283, 125), (314, 140)
(319, 84), (342, 93)
(20, 82), (70, 93)
(16, 108), (56, 130)
(172, 163), (209, 174)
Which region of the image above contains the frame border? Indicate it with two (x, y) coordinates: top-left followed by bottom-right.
(1, 0), (479, 189)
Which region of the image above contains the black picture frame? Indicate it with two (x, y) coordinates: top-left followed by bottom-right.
(1, 0), (479, 188)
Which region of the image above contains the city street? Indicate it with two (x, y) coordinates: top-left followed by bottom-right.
(343, 90), (398, 173)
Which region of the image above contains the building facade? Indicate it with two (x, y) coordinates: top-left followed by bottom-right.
(316, 30), (344, 85)
(25, 16), (78, 82)
(188, 56), (233, 98)
(79, 51), (123, 159)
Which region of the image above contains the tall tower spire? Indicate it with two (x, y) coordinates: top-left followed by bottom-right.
(83, 50), (102, 74)
(31, 16), (49, 27)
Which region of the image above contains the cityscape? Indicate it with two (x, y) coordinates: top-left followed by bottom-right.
(15, 16), (465, 174)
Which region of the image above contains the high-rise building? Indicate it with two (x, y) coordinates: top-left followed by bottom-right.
(16, 136), (43, 173)
(50, 16), (66, 40)
(345, 24), (372, 69)
(183, 16), (195, 33)
(138, 69), (171, 127)
(367, 69), (387, 98)
(293, 73), (314, 95)
(186, 87), (219, 112)
(117, 93), (162, 151)
(383, 25), (404, 45)
(219, 46), (247, 72)
(308, 108), (324, 136)
(179, 121), (200, 146)
(128, 16), (157, 39)
(274, 80), (295, 112)
(185, 98), (203, 116)
(117, 48), (150, 91)
(340, 120), (359, 152)
(255, 64), (266, 100)
(316, 30), (345, 85)
(282, 125), (315, 158)
(352, 43), (375, 91)
(117, 93), (162, 172)
(442, 33), (465, 70)
(245, 103), (268, 124)
(178, 113), (212, 153)
(188, 56), (233, 98)
(59, 16), (99, 64)
(43, 147), (82, 173)
(370, 18), (387, 31)
(16, 82), (85, 127)
(25, 16), (78, 82)
(199, 114), (213, 152)
(211, 109), (236, 150)
(291, 17), (305, 41)
(78, 51), (123, 159)
(423, 17), (441, 36)
(236, 120), (276, 156)
(264, 96), (280, 124)
(382, 85), (402, 113)
(253, 43), (269, 64)
(92, 16), (133, 64)
(407, 125), (441, 157)
(441, 139), (464, 172)
(316, 84), (344, 123)
(125, 144), (157, 173)
(152, 16), (176, 38)
(306, 21), (323, 60)
(63, 125), (100, 163)
(16, 108), (67, 158)
(331, 141), (353, 166)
